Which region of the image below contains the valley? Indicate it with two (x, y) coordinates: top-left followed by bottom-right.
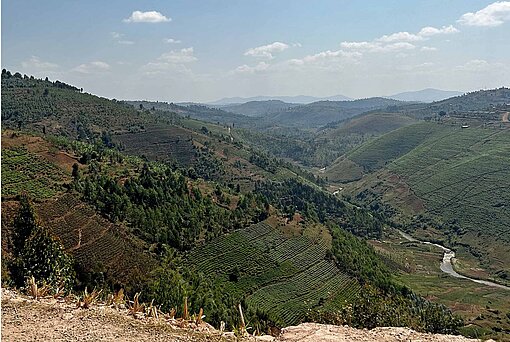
(1, 71), (509, 341)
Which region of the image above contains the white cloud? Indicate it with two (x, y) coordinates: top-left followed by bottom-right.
(21, 56), (59, 71)
(377, 31), (423, 43)
(158, 48), (197, 64)
(141, 48), (197, 75)
(164, 38), (181, 44)
(458, 1), (510, 26)
(396, 62), (436, 72)
(340, 41), (416, 53)
(244, 42), (289, 59)
(110, 32), (134, 45)
(418, 25), (459, 36)
(420, 46), (438, 52)
(455, 59), (496, 72)
(289, 50), (362, 66)
(340, 24), (457, 56)
(123, 10), (171, 23)
(232, 62), (270, 74)
(73, 61), (111, 74)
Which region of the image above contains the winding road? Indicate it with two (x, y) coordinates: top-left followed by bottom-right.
(397, 230), (510, 290)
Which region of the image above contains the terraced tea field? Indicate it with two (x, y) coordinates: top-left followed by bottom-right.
(340, 122), (510, 282)
(186, 221), (360, 325)
(388, 126), (510, 276)
(1, 147), (68, 199)
(35, 194), (156, 286)
(113, 126), (197, 166)
(346, 122), (450, 172)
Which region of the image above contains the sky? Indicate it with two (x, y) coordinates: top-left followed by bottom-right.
(2, 1), (510, 102)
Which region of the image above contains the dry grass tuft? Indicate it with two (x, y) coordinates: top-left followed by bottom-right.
(128, 292), (144, 317)
(77, 287), (102, 309)
(26, 276), (50, 300)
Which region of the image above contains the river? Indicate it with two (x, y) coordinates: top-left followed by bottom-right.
(397, 230), (510, 291)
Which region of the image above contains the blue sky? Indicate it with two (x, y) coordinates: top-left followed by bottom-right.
(2, 1), (510, 101)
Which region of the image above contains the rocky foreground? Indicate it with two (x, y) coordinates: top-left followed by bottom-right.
(1, 288), (485, 342)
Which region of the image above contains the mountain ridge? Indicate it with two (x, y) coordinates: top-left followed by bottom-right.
(387, 88), (464, 103)
(209, 94), (352, 105)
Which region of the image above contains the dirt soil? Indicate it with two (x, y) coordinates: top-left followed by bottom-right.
(277, 323), (485, 342)
(1, 289), (488, 342)
(1, 288), (233, 342)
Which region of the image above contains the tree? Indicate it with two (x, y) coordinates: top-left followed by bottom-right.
(72, 163), (81, 181)
(9, 195), (75, 290)
(17, 225), (75, 290)
(12, 194), (37, 256)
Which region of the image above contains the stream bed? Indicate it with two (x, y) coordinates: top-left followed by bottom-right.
(397, 230), (510, 291)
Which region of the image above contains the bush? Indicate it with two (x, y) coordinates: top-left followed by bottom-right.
(9, 195), (75, 291)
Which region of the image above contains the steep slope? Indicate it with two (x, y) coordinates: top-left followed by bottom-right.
(1, 72), (464, 336)
(187, 220), (360, 326)
(1, 74), (157, 138)
(1, 133), (157, 289)
(329, 122), (510, 284)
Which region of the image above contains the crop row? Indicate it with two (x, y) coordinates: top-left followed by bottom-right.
(246, 261), (358, 325)
(187, 222), (275, 264)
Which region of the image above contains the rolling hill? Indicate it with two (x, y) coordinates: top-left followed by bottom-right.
(266, 98), (408, 127)
(327, 121), (510, 285)
(220, 100), (300, 117)
(398, 87), (510, 119)
(387, 89), (463, 103)
(208, 94), (352, 105)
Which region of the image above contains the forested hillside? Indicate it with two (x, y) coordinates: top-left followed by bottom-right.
(1, 71), (463, 335)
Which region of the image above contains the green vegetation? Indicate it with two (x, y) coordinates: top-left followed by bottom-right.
(1, 72), (158, 138)
(35, 193), (156, 291)
(342, 122), (510, 280)
(1, 71), (476, 336)
(388, 126), (510, 277)
(256, 178), (383, 238)
(7, 195), (75, 291)
(73, 159), (268, 250)
(186, 221), (358, 326)
(347, 122), (449, 172)
(1, 146), (67, 199)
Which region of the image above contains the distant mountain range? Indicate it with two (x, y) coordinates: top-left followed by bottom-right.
(218, 100), (301, 117)
(386, 88), (464, 103)
(206, 89), (463, 106)
(208, 94), (352, 105)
